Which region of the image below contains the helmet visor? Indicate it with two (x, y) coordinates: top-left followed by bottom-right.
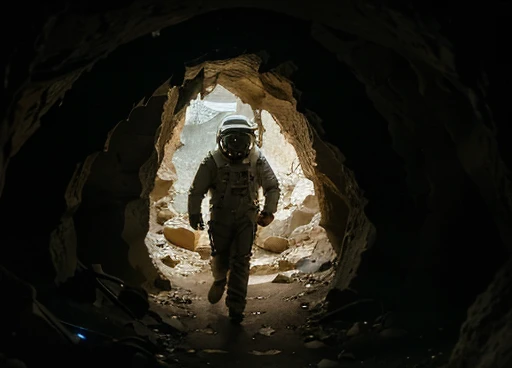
(220, 132), (254, 159)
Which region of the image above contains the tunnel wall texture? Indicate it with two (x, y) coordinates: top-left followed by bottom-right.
(0, 3), (511, 367)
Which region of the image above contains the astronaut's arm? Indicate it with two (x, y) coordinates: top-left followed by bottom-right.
(188, 155), (215, 215)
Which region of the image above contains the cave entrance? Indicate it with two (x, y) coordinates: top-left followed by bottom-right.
(146, 84), (336, 286)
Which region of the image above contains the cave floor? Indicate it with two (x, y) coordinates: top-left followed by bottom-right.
(155, 269), (336, 368)
(30, 265), (454, 368)
(150, 270), (452, 368)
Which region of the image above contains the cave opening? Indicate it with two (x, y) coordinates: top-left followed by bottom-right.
(146, 82), (334, 287)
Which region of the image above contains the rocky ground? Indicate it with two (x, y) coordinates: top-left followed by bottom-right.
(1, 252), (457, 368)
(144, 268), (455, 368)
(139, 200), (455, 368)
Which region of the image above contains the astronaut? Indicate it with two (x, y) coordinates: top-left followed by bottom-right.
(188, 114), (280, 324)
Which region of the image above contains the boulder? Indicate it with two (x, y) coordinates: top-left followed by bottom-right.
(257, 207), (316, 240)
(261, 236), (289, 253)
(288, 208), (316, 235)
(300, 194), (319, 213)
(163, 224), (197, 251)
(278, 242), (316, 268)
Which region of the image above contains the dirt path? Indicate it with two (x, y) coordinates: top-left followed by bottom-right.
(157, 270), (338, 368)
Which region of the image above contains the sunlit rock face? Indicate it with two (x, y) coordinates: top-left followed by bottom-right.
(146, 83), (331, 280)
(168, 84), (317, 218)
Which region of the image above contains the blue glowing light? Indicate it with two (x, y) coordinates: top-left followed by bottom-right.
(76, 333), (86, 340)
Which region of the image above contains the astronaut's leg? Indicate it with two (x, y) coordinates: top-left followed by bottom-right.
(207, 221), (233, 304)
(225, 219), (256, 322)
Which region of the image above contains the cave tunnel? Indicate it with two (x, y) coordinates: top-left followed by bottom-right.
(1, 2), (511, 368)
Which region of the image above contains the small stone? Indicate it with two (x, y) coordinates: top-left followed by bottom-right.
(304, 334), (316, 342)
(272, 274), (292, 283)
(304, 340), (326, 349)
(163, 316), (186, 332)
(317, 358), (339, 368)
(197, 326), (216, 335)
(154, 277), (172, 291)
(251, 311), (266, 315)
(346, 322), (360, 337)
(258, 326), (276, 336)
(249, 350), (281, 355)
(195, 246), (211, 260)
(161, 255), (180, 268)
(337, 351), (356, 360)
(157, 209), (176, 224)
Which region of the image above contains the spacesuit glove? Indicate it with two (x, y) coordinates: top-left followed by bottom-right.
(189, 213), (205, 230)
(257, 211), (274, 227)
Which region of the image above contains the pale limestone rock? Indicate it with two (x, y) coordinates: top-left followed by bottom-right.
(250, 263), (279, 275)
(278, 260), (295, 271)
(250, 248), (281, 275)
(151, 177), (173, 201)
(161, 255), (180, 268)
(163, 225), (197, 251)
(290, 177), (315, 206)
(157, 208), (177, 225)
(278, 242), (316, 267)
(272, 273), (293, 283)
(261, 236), (289, 253)
(196, 231), (210, 248)
(257, 218), (288, 240)
(301, 194), (319, 213)
(288, 208), (315, 235)
(257, 207), (315, 241)
(195, 246), (211, 260)
(294, 226), (336, 273)
(154, 197), (172, 211)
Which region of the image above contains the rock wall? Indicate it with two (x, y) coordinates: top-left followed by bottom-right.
(74, 84), (171, 286)
(448, 259), (512, 368)
(0, 4), (510, 364)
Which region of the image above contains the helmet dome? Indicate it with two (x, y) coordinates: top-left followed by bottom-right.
(216, 115), (257, 160)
